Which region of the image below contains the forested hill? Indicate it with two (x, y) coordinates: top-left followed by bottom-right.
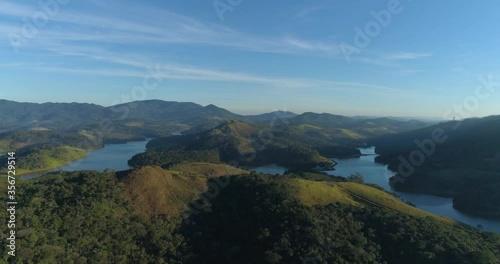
(129, 120), (337, 169)
(1, 165), (499, 263)
(369, 115), (500, 217)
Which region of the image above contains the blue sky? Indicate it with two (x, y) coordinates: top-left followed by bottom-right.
(1, 0), (499, 118)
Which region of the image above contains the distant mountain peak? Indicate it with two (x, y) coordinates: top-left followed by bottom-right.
(204, 104), (219, 108)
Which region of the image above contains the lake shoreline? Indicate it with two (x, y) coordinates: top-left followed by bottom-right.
(21, 140), (150, 180)
(253, 147), (500, 233)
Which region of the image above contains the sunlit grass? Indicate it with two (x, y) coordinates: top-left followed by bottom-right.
(287, 179), (359, 206)
(169, 162), (249, 178)
(15, 146), (87, 176)
(288, 179), (455, 224)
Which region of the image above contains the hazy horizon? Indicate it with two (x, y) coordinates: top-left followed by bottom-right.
(0, 97), (470, 121)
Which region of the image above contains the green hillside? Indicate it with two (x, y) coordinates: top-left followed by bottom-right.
(0, 145), (87, 175)
(130, 120), (337, 169)
(287, 179), (454, 224)
(290, 112), (429, 139)
(1, 166), (498, 263)
(0, 130), (101, 153)
(123, 166), (208, 217)
(122, 164), (248, 217)
(169, 162), (249, 178)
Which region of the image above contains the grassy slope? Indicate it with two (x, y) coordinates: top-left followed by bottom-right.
(169, 162), (249, 177)
(295, 125), (364, 141)
(287, 179), (359, 207)
(122, 163), (249, 218)
(14, 146), (87, 175)
(287, 179), (455, 224)
(334, 128), (365, 140)
(123, 163), (456, 226)
(0, 140), (8, 154)
(44, 146), (87, 166)
(0, 130), (99, 153)
(0, 139), (31, 153)
(123, 166), (208, 218)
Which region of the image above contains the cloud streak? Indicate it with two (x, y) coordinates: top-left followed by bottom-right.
(355, 52), (433, 67)
(0, 1), (419, 97)
(382, 52), (433, 61)
(0, 2), (341, 56)
(0, 2), (431, 69)
(27, 61), (405, 94)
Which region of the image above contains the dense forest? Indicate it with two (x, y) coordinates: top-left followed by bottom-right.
(1, 167), (499, 263)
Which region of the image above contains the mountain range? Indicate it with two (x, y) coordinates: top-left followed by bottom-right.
(0, 99), (430, 138)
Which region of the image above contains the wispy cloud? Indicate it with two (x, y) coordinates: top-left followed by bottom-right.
(0, 1), (415, 96)
(296, 6), (324, 19)
(355, 52), (433, 67)
(6, 46), (407, 95)
(27, 60), (405, 94)
(381, 52), (433, 61)
(0, 2), (431, 72)
(0, 2), (341, 56)
(354, 57), (398, 67)
(282, 36), (339, 53)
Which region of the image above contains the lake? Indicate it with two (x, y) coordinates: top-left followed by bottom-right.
(22, 142), (500, 233)
(22, 140), (148, 180)
(251, 164), (288, 175)
(252, 147), (500, 233)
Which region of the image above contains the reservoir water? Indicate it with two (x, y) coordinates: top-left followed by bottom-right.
(22, 140), (148, 180)
(22, 142), (500, 233)
(251, 164), (288, 175)
(252, 147), (500, 233)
